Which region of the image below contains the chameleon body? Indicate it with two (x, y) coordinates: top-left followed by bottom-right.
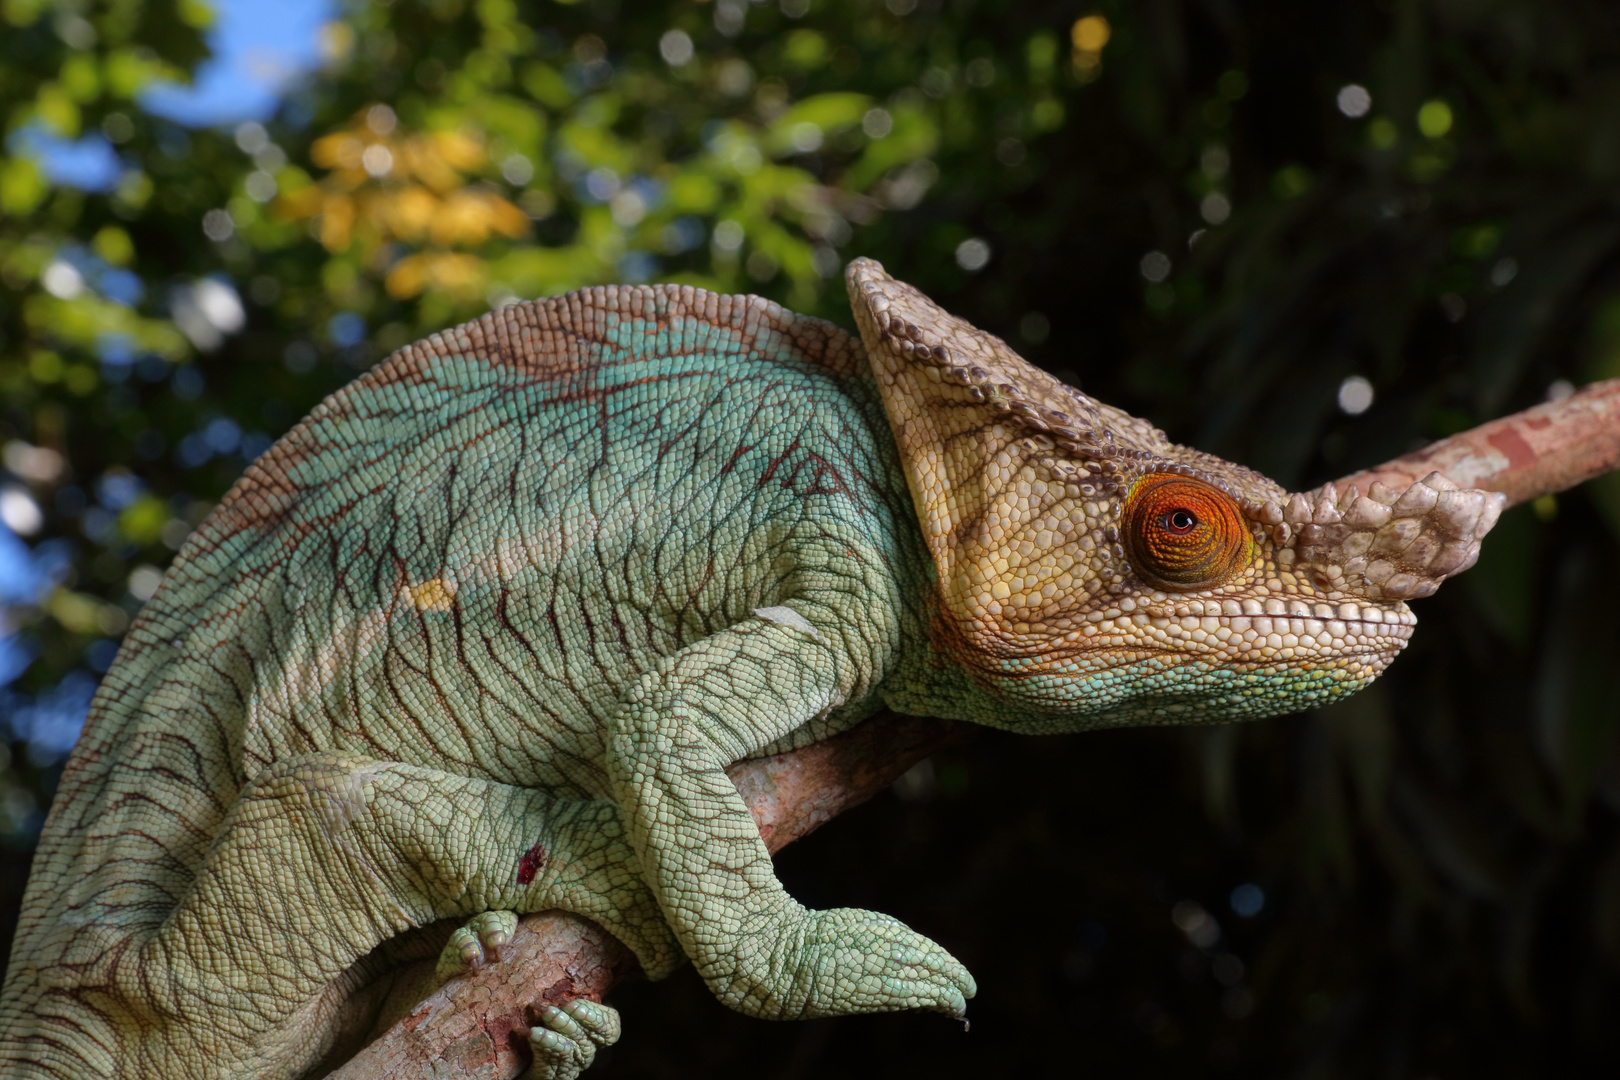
(0, 260), (1503, 1078)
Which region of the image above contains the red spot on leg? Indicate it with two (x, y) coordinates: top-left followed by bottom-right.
(516, 842), (548, 885)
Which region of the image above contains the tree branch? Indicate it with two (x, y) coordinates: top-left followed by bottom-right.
(323, 377), (1620, 1080)
(1330, 377), (1620, 509)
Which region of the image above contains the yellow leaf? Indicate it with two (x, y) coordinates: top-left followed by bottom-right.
(430, 189), (528, 246)
(272, 184), (322, 223)
(386, 251), (485, 299)
(396, 133), (472, 192)
(433, 130), (487, 171)
(487, 193), (531, 236)
(312, 132), (366, 170)
(382, 185), (440, 241)
(1071, 15), (1110, 52)
(319, 193), (356, 251)
(385, 253), (429, 298)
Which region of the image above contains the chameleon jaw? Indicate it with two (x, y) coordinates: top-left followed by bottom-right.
(990, 583), (1420, 668)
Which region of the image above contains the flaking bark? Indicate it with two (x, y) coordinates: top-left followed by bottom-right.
(324, 379), (1619, 1080)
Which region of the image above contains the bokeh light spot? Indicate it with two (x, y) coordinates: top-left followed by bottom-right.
(1417, 99), (1453, 138)
(1338, 375), (1374, 415)
(1071, 15), (1110, 52)
(955, 237), (991, 272)
(1230, 883), (1265, 917)
(659, 29), (694, 66)
(1337, 84), (1371, 118)
(1139, 250), (1171, 283)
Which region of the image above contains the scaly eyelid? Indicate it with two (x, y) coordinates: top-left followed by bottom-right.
(1124, 474), (1250, 591)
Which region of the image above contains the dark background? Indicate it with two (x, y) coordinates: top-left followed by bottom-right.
(3, 0), (1620, 1076)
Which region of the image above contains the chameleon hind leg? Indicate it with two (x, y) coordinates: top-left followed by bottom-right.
(135, 753), (674, 1078)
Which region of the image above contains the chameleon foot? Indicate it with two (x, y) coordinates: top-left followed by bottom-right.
(435, 909), (520, 980)
(522, 999), (621, 1080)
(722, 906), (977, 1020)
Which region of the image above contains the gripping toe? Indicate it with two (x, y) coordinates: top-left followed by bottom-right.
(434, 910), (520, 980)
(522, 999), (621, 1080)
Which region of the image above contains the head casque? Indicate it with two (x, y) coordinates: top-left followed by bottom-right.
(846, 258), (1504, 732)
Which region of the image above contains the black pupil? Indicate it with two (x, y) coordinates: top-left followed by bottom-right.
(1166, 509), (1198, 534)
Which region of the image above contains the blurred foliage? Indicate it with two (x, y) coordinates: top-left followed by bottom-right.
(3, 0), (1620, 1075)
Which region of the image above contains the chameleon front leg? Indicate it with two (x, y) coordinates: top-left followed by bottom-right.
(606, 614), (976, 1022)
(133, 754), (674, 1073)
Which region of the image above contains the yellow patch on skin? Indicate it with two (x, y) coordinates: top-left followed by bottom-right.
(406, 577), (455, 611)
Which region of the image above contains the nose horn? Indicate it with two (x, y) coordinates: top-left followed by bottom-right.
(1255, 471), (1506, 600)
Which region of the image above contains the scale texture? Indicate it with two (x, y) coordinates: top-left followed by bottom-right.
(0, 261), (1502, 1078)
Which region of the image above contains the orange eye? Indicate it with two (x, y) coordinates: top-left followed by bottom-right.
(1122, 474), (1251, 591)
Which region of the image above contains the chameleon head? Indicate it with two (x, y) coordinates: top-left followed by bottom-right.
(846, 258), (1505, 731)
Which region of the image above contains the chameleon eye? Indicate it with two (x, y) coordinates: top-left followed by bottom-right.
(1123, 474), (1251, 591)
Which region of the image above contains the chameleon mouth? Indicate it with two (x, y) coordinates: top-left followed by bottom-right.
(1155, 597), (1418, 626)
(1145, 597), (1417, 654)
(1216, 614), (1415, 658)
(1051, 608), (1415, 668)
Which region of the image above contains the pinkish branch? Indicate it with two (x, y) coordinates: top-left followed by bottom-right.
(1331, 377), (1620, 508)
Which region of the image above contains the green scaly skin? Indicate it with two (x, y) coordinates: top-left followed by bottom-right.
(0, 263), (1503, 1078)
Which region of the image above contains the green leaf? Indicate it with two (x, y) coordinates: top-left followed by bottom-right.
(843, 104), (937, 190)
(0, 157), (48, 214)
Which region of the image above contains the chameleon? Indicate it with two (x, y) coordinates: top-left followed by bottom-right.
(0, 258), (1503, 1079)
